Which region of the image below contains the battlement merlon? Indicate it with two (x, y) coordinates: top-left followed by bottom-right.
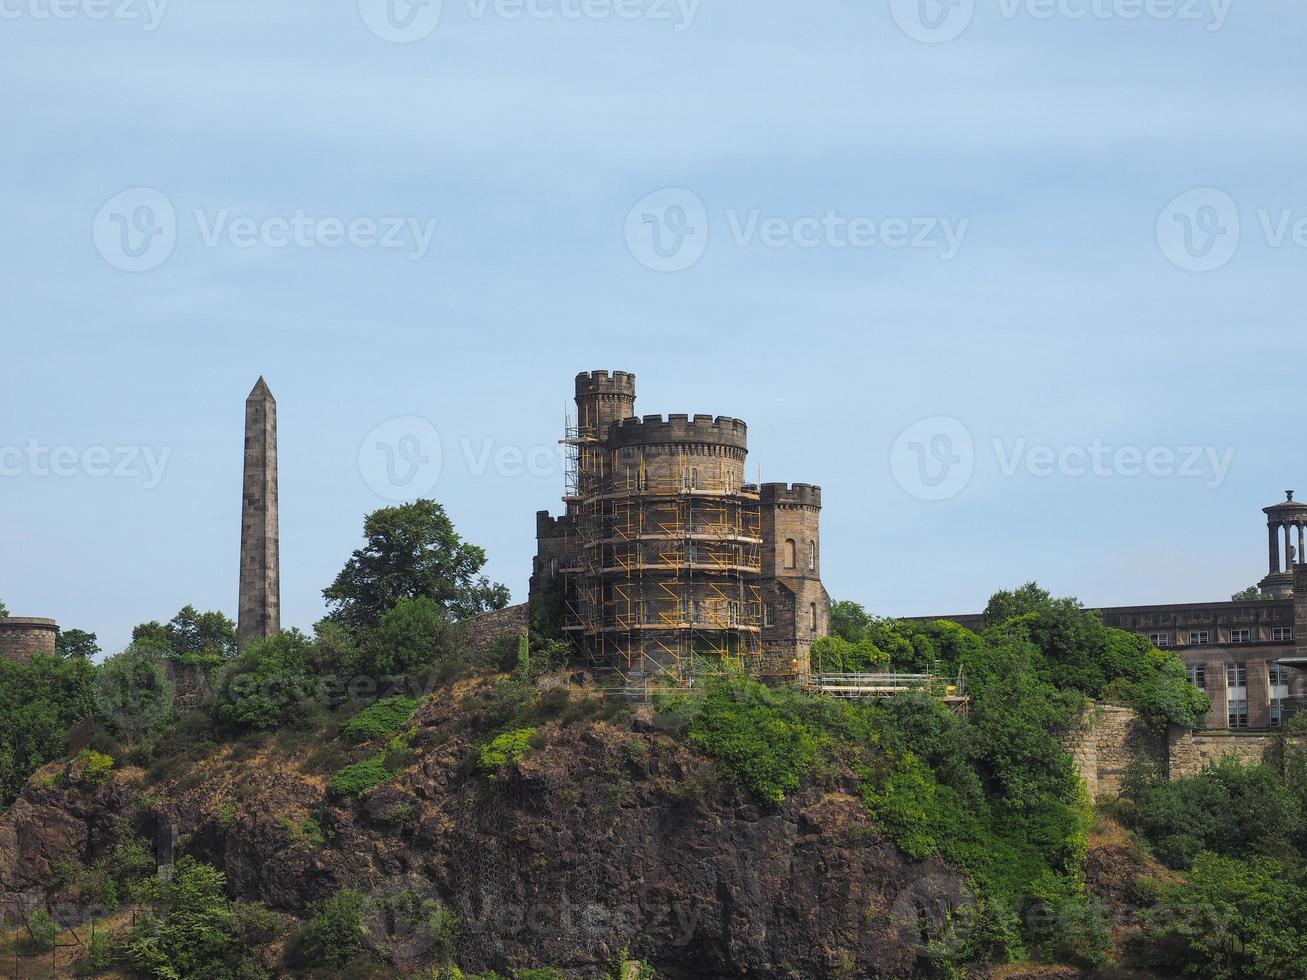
(576, 370), (637, 398)
(607, 414), (748, 452)
(760, 483), (822, 510)
(536, 510), (577, 537)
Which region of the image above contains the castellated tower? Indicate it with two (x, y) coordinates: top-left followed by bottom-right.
(531, 369), (829, 682)
(759, 483), (831, 676)
(238, 377), (280, 650)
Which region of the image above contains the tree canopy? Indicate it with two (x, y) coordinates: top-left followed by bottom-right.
(323, 499), (510, 628)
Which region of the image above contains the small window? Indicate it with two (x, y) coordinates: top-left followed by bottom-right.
(1226, 663), (1248, 688)
(1270, 699), (1284, 728)
(1189, 630), (1210, 645)
(1230, 628), (1251, 644)
(808, 540), (816, 571)
(1273, 627), (1294, 642)
(763, 603), (775, 627)
(1187, 664), (1206, 688)
(1270, 662), (1290, 686)
(1228, 699), (1249, 729)
(809, 603), (818, 632)
(1149, 631), (1171, 648)
(784, 539), (797, 569)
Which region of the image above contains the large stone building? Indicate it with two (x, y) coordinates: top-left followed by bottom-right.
(919, 491), (1307, 733)
(530, 370), (830, 683)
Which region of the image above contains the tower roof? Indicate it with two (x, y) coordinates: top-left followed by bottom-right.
(1264, 490), (1307, 516)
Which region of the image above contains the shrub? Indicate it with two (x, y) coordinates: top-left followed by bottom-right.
(295, 887), (368, 968)
(479, 728), (537, 773)
(214, 629), (319, 732)
(77, 748), (114, 786)
(683, 678), (818, 806)
(25, 909), (58, 951)
(330, 754), (392, 797)
(341, 695), (419, 744)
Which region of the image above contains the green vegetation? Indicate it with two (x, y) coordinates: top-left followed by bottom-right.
(1231, 584), (1273, 601)
(329, 753), (393, 797)
(24, 909), (57, 951)
(293, 887), (367, 968)
(75, 748), (114, 786)
(0, 651), (96, 807)
(127, 857), (271, 979)
(56, 628), (101, 660)
(322, 499), (510, 628)
(214, 629), (319, 732)
(478, 727), (537, 773)
(1116, 718), (1307, 976)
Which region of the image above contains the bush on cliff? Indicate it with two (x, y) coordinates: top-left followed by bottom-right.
(0, 652), (96, 808)
(341, 694), (419, 744)
(291, 887), (368, 969)
(214, 629), (320, 732)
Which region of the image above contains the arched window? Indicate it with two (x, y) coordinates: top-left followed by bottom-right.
(784, 539), (796, 569)
(808, 540), (816, 571)
(810, 603), (818, 632)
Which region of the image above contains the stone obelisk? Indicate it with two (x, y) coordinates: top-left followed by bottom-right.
(238, 377), (280, 649)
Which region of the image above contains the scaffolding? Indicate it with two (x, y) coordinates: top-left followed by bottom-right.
(561, 457), (764, 684)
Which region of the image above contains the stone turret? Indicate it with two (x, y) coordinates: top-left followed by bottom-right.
(0, 617), (59, 663)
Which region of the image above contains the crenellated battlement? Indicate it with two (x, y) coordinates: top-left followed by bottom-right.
(607, 414), (748, 451)
(576, 370), (637, 397)
(761, 483), (822, 510)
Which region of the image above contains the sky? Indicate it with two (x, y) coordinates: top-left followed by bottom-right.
(1, 0), (1304, 657)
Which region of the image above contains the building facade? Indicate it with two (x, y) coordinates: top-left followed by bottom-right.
(531, 370), (830, 683)
(919, 492), (1307, 732)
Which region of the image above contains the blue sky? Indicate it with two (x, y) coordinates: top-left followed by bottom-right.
(2, 0), (1303, 656)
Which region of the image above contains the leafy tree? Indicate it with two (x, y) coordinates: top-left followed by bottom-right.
(214, 629), (318, 732)
(1232, 584), (1273, 601)
(0, 653), (96, 807)
(323, 500), (510, 628)
(93, 642), (176, 746)
(56, 628), (100, 660)
(0, 597), (8, 617)
(24, 909), (57, 951)
(1133, 853), (1307, 980)
(830, 599), (875, 643)
(363, 595), (452, 675)
(131, 620), (171, 651)
(128, 857), (268, 979)
(810, 634), (889, 672)
(294, 887), (368, 968)
(166, 604), (237, 659)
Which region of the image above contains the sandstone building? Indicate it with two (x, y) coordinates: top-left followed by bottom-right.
(920, 491), (1307, 733)
(530, 371), (830, 683)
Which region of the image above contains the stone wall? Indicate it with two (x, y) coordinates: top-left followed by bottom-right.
(0, 618), (58, 663)
(1068, 701), (1306, 798)
(1065, 705), (1166, 799)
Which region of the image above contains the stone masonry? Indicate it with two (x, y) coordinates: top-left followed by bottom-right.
(0, 618), (58, 663)
(238, 377), (280, 650)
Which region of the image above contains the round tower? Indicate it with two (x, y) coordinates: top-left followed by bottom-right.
(577, 414), (761, 680)
(572, 371), (636, 498)
(1260, 490), (1307, 597)
(0, 617), (59, 663)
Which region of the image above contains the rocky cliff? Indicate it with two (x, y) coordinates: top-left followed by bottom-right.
(0, 675), (975, 979)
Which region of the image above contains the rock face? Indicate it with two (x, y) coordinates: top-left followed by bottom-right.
(0, 680), (970, 979)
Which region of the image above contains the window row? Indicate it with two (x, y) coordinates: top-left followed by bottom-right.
(782, 538), (818, 571)
(1150, 627), (1293, 647)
